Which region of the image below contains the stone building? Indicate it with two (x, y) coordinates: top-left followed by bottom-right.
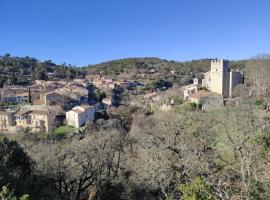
(42, 91), (62, 106)
(202, 59), (243, 98)
(15, 110), (56, 132)
(188, 90), (224, 111)
(0, 111), (15, 132)
(181, 84), (198, 100)
(66, 105), (95, 128)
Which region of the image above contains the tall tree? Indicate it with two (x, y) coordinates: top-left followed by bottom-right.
(112, 85), (123, 107)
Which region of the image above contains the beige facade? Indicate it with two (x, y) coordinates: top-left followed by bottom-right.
(0, 111), (15, 132)
(202, 59), (243, 98)
(15, 110), (56, 132)
(43, 92), (62, 106)
(0, 86), (29, 103)
(181, 84), (198, 100)
(66, 105), (95, 128)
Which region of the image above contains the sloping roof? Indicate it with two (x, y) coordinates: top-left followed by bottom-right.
(29, 110), (50, 115)
(80, 105), (93, 109)
(71, 109), (84, 114)
(0, 111), (14, 116)
(16, 92), (29, 97)
(180, 84), (198, 90)
(15, 110), (32, 116)
(44, 91), (62, 96)
(188, 90), (213, 99)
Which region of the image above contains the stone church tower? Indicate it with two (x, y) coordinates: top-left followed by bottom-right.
(202, 59), (243, 98)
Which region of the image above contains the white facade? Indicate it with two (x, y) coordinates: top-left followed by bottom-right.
(66, 105), (95, 128)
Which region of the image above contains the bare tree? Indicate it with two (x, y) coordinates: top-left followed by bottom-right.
(245, 58), (270, 97)
(28, 129), (125, 200)
(216, 105), (270, 199)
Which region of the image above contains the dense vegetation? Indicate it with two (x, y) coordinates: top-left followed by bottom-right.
(86, 57), (211, 78)
(86, 57), (248, 78)
(0, 54), (85, 87)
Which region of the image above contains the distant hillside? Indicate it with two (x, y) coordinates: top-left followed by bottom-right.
(85, 57), (249, 81)
(0, 54), (252, 88)
(86, 57), (211, 76)
(0, 54), (86, 87)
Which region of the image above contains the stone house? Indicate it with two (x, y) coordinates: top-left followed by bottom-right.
(181, 84), (198, 100)
(188, 90), (224, 111)
(0, 86), (29, 103)
(43, 91), (62, 106)
(15, 110), (56, 132)
(0, 111), (15, 132)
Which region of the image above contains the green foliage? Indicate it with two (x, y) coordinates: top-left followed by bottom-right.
(0, 137), (32, 197)
(54, 125), (77, 136)
(0, 54), (85, 87)
(248, 180), (270, 200)
(178, 102), (197, 112)
(145, 79), (173, 91)
(0, 102), (17, 107)
(112, 86), (124, 107)
(144, 105), (154, 116)
(87, 82), (97, 102)
(86, 58), (212, 76)
(179, 177), (216, 200)
(253, 98), (263, 105)
(108, 105), (137, 132)
(0, 186), (29, 200)
(168, 96), (183, 105)
(0, 137), (56, 199)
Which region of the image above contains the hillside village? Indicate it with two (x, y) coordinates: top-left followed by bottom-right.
(0, 58), (245, 134)
(1, 0), (269, 198)
(0, 55), (270, 200)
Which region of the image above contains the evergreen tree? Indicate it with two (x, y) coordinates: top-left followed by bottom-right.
(112, 85), (123, 107)
(87, 82), (97, 103)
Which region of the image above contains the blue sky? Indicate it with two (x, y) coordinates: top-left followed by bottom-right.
(0, 0), (269, 66)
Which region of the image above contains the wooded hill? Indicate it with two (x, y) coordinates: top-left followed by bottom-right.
(0, 53), (261, 88)
(0, 54), (86, 87)
(86, 57), (247, 74)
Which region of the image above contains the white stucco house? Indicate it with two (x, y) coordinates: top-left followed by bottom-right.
(66, 105), (95, 128)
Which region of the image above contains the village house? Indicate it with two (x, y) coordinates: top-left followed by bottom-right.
(0, 86), (29, 103)
(32, 91), (62, 106)
(56, 84), (88, 100)
(188, 90), (224, 111)
(15, 110), (56, 132)
(66, 105), (95, 128)
(73, 79), (89, 87)
(92, 78), (113, 89)
(0, 111), (15, 132)
(181, 83), (198, 100)
(42, 91), (62, 106)
(92, 78), (142, 90)
(33, 80), (64, 92)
